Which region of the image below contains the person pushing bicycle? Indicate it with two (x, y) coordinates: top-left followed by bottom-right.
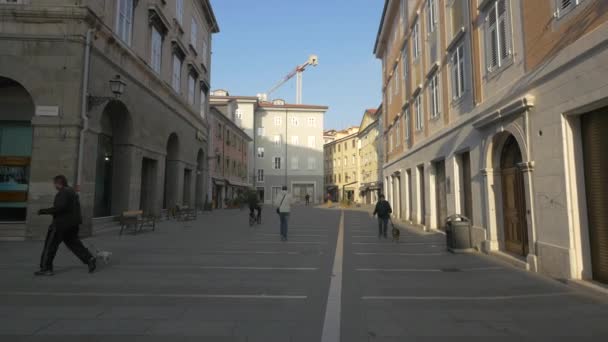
(246, 190), (262, 223)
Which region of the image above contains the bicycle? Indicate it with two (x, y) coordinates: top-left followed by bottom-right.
(248, 208), (262, 226)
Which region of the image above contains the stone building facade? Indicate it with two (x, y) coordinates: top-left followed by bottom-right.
(357, 108), (383, 205)
(0, 0), (218, 239)
(255, 100), (327, 205)
(374, 0), (608, 283)
(208, 103), (252, 208)
(323, 127), (359, 202)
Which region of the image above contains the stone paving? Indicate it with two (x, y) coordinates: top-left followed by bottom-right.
(0, 206), (607, 341)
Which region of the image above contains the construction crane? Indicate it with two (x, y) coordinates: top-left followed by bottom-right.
(259, 55), (318, 104)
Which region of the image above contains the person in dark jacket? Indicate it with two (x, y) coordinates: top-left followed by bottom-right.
(372, 194), (392, 239)
(246, 190), (261, 222)
(36, 175), (96, 276)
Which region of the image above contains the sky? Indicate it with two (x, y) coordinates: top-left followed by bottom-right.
(209, 0), (384, 130)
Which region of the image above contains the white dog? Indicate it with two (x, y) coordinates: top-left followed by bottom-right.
(89, 244), (112, 265)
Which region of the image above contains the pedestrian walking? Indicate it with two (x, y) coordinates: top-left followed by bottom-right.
(372, 194), (392, 239)
(274, 185), (292, 241)
(36, 175), (96, 276)
(305, 193), (310, 206)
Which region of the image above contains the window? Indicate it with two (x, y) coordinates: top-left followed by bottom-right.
(200, 88), (207, 119)
(343, 156), (347, 166)
(187, 74), (196, 105)
(308, 157), (316, 170)
(308, 117), (316, 127)
(290, 117), (299, 127)
(404, 108), (411, 141)
(257, 169), (264, 182)
(351, 155), (356, 165)
(389, 132), (394, 152)
(485, 0), (512, 72)
(116, 0), (133, 45)
(555, 0), (584, 18)
(273, 157), (282, 170)
(308, 136), (316, 148)
(274, 116), (282, 126)
(429, 73), (440, 118)
(414, 93), (423, 131)
(257, 147), (264, 158)
(202, 39), (209, 66)
(291, 136), (299, 146)
(151, 26), (162, 74)
(393, 67), (399, 96)
(395, 119), (401, 145)
(401, 0), (408, 31)
(413, 20), (420, 60)
(401, 45), (408, 87)
(451, 43), (466, 100)
(257, 127), (265, 137)
(172, 55), (182, 92)
(176, 0), (184, 25)
(291, 157), (299, 170)
(352, 140), (356, 148)
(273, 135), (281, 147)
(427, 0), (437, 33)
(190, 18), (198, 50)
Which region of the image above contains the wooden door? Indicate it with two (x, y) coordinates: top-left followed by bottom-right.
(435, 160), (448, 230)
(582, 109), (608, 283)
(500, 136), (528, 256)
(461, 152), (473, 221)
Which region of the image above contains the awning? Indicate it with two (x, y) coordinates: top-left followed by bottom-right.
(212, 178), (226, 186)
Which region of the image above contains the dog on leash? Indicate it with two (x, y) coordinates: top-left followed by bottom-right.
(89, 244), (112, 265)
(390, 220), (401, 242)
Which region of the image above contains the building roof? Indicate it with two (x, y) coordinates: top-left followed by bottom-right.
(209, 107), (252, 141)
(373, 0), (390, 55)
(258, 102), (329, 110)
(201, 0), (220, 33)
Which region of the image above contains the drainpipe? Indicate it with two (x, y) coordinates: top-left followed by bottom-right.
(76, 29), (93, 191)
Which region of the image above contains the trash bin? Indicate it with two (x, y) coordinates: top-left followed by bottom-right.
(445, 214), (472, 252)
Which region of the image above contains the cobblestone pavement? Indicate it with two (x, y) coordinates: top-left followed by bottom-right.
(0, 206), (607, 341)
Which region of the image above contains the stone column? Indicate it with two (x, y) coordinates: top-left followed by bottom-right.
(518, 161), (538, 272)
(481, 168), (501, 253)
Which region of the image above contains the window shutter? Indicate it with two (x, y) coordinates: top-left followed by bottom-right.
(498, 0), (512, 60)
(458, 46), (465, 95)
(487, 8), (498, 70)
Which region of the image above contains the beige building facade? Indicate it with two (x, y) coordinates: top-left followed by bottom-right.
(0, 0), (218, 239)
(324, 127), (359, 202)
(375, 0), (608, 283)
(357, 108), (383, 205)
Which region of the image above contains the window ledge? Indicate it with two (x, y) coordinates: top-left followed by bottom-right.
(486, 57), (514, 81)
(446, 27), (466, 52)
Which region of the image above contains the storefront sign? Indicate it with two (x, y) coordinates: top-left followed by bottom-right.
(35, 105), (59, 117)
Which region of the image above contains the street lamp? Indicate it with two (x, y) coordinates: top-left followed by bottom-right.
(87, 75), (127, 111)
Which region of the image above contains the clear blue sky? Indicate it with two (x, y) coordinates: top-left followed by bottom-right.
(209, 0), (384, 130)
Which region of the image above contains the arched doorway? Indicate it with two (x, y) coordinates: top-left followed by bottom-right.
(195, 149), (205, 210)
(500, 135), (529, 256)
(164, 133), (180, 209)
(0, 77), (34, 222)
(94, 100), (131, 217)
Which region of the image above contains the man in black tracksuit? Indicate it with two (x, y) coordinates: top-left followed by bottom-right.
(373, 194), (392, 239)
(36, 175), (96, 276)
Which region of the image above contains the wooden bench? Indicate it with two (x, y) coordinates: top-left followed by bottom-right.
(119, 210), (156, 235)
(176, 206), (197, 221)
